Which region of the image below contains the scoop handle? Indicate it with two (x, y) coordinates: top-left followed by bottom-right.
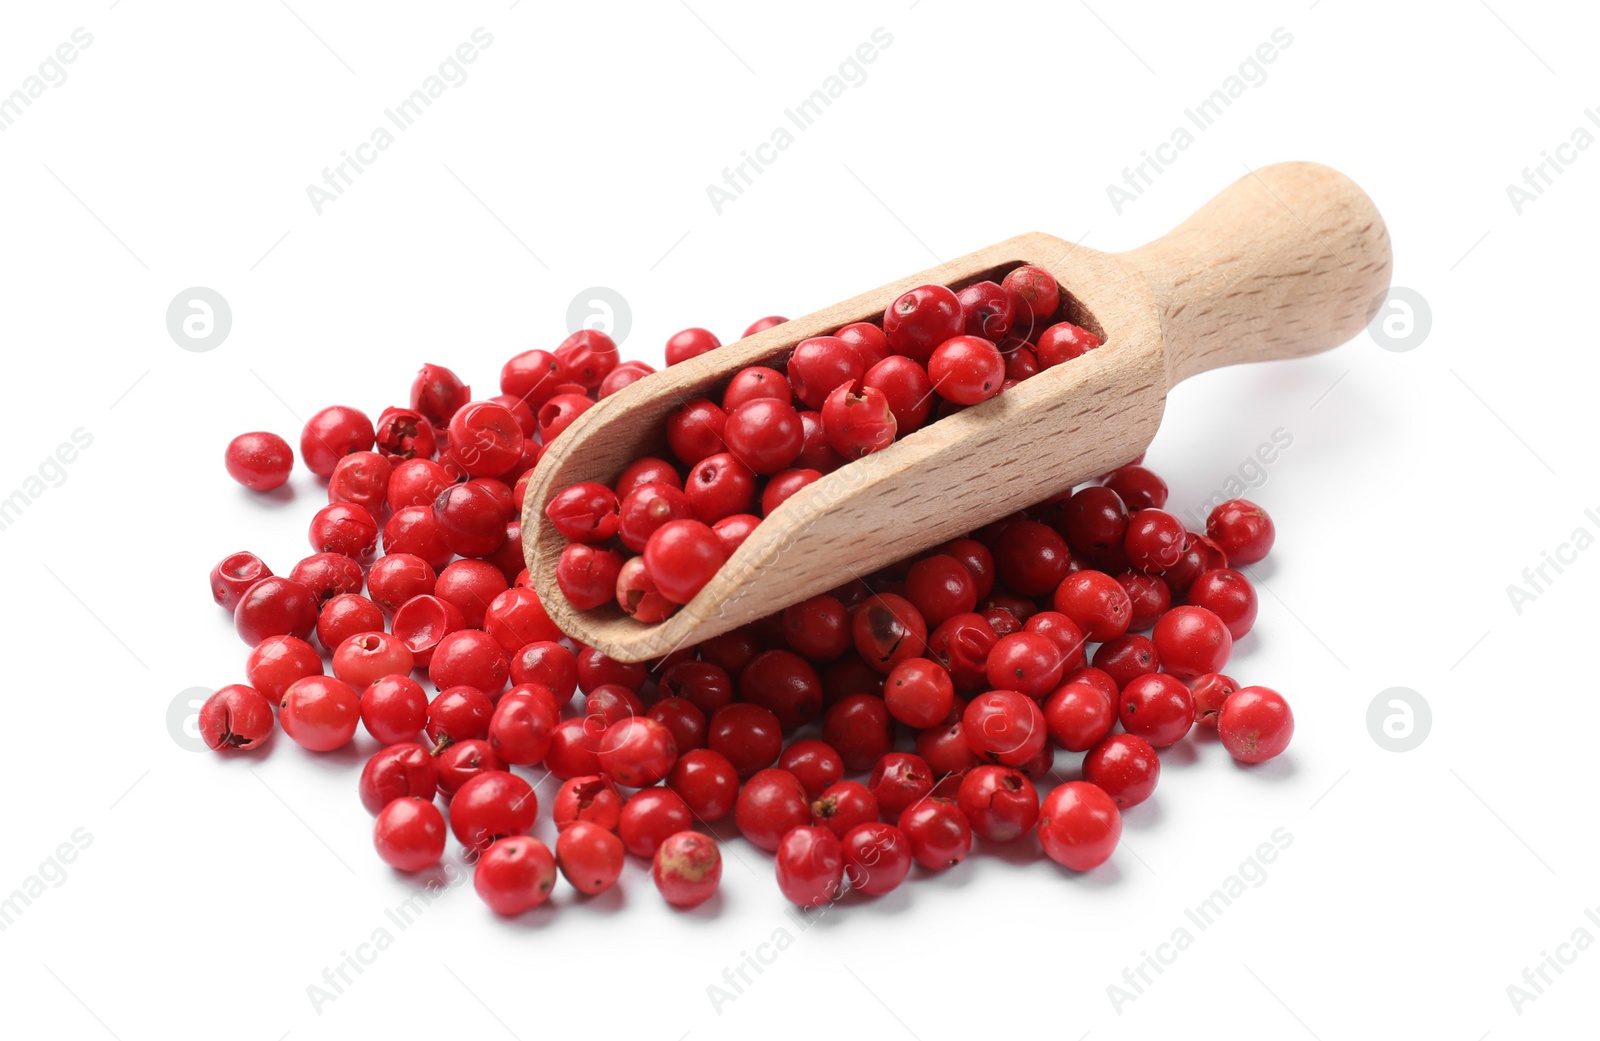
(1119, 161), (1393, 386)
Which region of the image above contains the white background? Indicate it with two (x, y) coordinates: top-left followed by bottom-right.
(2, 1), (1595, 1037)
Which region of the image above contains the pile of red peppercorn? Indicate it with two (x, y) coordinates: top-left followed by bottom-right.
(550, 266), (1104, 615)
(205, 277), (1293, 917)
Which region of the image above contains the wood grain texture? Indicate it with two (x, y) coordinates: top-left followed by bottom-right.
(522, 161), (1392, 661)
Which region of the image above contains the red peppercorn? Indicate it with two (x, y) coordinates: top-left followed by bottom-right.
(300, 405), (374, 478)
(761, 468), (822, 515)
(665, 327), (721, 366)
(665, 748), (740, 820)
(859, 356), (935, 437)
(411, 363), (471, 427)
(1218, 686), (1294, 763)
(1090, 633), (1160, 690)
(926, 612), (999, 691)
(852, 593), (928, 674)
(811, 780), (879, 839)
(1083, 733), (1160, 808)
(1186, 568), (1258, 639)
(962, 689), (1048, 767)
(484, 687), (559, 765)
(1118, 673), (1195, 748)
(1152, 605), (1232, 680)
(1035, 321), (1100, 367)
(1022, 611), (1088, 672)
(1124, 509), (1186, 574)
(666, 398), (727, 466)
(475, 836), (557, 914)
(360, 675), (428, 744)
(899, 798), (972, 870)
(234, 576), (317, 645)
(929, 335), (1006, 405)
(1000, 265), (1060, 330)
(245, 635), (322, 702)
(884, 657), (955, 729)
(198, 684), (275, 752)
(883, 284), (964, 363)
(428, 629), (509, 697)
(775, 826), (846, 907)
(577, 646), (648, 693)
(210, 551), (272, 611)
(288, 552), (364, 607)
(554, 329), (620, 389)
(904, 555), (978, 628)
(684, 453), (758, 524)
(1206, 498), (1275, 564)
(556, 544), (626, 611)
(391, 594), (466, 668)
(653, 831), (723, 908)
(373, 797), (447, 872)
(358, 743), (438, 814)
(333, 632), (415, 690)
(450, 770), (537, 852)
(364, 555), (434, 616)
(821, 381), (897, 459)
(598, 361), (656, 398)
(778, 739), (845, 801)
(432, 483), (508, 558)
(555, 820), (625, 895)
(644, 519), (726, 605)
(956, 280), (1016, 339)
(841, 822), (913, 896)
(739, 649), (824, 729)
(546, 482), (621, 544)
(1052, 570), (1132, 643)
(327, 451), (391, 515)
(225, 432), (294, 491)
(985, 632), (1067, 699)
(1117, 570), (1172, 631)
(867, 752), (934, 820)
(734, 767), (812, 852)
(597, 717), (679, 788)
(619, 787), (694, 858)
(280, 675), (361, 752)
(536, 392), (594, 444)
(435, 739), (503, 797)
(1038, 781), (1120, 871)
(1190, 672), (1239, 728)
(1044, 679), (1116, 751)
(551, 775), (623, 831)
(707, 703), (784, 779)
(956, 765), (1040, 843)
(835, 321), (890, 367)
(1060, 485), (1129, 559)
(374, 406), (436, 462)
(822, 694), (894, 772)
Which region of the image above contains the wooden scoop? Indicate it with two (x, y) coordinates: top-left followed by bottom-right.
(522, 161), (1391, 663)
